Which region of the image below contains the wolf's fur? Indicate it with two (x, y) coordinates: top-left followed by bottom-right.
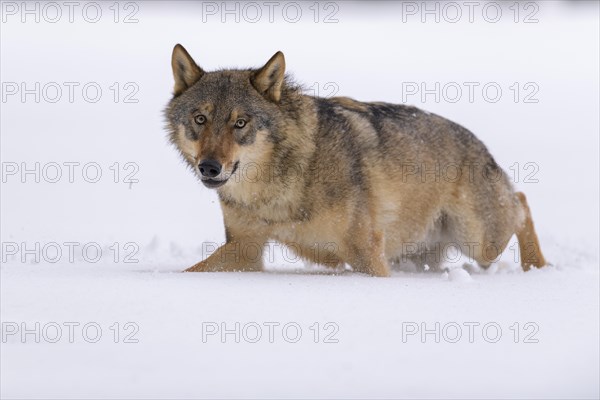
(165, 44), (546, 276)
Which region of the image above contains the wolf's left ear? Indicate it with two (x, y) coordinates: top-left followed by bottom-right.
(171, 44), (204, 96)
(251, 51), (285, 103)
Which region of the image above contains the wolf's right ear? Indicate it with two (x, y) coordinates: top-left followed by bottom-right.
(171, 44), (204, 96)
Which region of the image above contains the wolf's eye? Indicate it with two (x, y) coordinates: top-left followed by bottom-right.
(234, 119), (246, 129)
(194, 115), (206, 125)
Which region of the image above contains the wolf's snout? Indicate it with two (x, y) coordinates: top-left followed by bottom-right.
(198, 160), (222, 178)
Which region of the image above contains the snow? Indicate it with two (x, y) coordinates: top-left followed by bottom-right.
(1, 1), (599, 399)
(446, 267), (474, 283)
(2, 263), (598, 398)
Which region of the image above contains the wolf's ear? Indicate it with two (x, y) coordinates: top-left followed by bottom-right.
(251, 51), (285, 103)
(171, 44), (204, 96)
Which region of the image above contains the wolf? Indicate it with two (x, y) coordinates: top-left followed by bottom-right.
(164, 44), (546, 277)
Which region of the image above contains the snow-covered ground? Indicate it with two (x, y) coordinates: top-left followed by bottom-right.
(1, 1), (598, 398)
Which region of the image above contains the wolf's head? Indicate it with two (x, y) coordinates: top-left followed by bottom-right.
(165, 44), (289, 189)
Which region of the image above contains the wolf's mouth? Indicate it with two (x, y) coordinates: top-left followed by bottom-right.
(201, 179), (227, 188)
(201, 161), (239, 189)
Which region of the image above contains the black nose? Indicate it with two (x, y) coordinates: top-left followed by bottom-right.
(198, 160), (222, 178)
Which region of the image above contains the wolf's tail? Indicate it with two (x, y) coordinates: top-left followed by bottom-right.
(515, 192), (547, 271)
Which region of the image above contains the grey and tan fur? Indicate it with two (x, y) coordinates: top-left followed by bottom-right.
(164, 44), (546, 276)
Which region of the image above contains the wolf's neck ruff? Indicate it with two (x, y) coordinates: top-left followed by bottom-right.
(216, 95), (318, 224)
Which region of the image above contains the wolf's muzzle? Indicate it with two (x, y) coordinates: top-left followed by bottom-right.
(200, 161), (240, 189)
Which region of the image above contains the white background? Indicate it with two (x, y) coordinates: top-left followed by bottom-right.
(1, 1), (599, 398)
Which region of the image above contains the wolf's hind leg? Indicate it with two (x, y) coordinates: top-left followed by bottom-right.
(515, 192), (547, 271)
(444, 211), (510, 270)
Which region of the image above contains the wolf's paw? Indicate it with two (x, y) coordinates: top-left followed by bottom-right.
(184, 262), (209, 272)
(183, 261), (264, 272)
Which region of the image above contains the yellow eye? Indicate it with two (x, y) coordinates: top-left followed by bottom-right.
(194, 115), (206, 125)
(235, 119), (246, 128)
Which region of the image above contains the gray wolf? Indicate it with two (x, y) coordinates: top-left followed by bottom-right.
(164, 44), (546, 276)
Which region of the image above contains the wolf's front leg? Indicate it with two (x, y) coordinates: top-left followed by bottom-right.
(185, 240), (265, 272)
(347, 228), (391, 277)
